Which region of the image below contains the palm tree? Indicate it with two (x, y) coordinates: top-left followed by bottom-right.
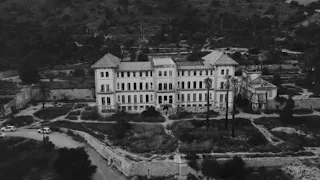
(37, 82), (51, 141)
(225, 75), (231, 130)
(230, 77), (239, 137)
(204, 77), (212, 128)
(38, 82), (51, 117)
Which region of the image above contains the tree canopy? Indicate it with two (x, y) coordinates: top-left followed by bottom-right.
(54, 147), (97, 180)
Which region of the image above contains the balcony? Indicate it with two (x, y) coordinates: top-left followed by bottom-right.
(98, 89), (114, 94)
(157, 88), (176, 93)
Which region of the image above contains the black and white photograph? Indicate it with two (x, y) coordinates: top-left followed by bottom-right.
(1, 0), (320, 179)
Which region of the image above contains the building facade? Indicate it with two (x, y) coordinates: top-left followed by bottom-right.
(239, 69), (277, 111)
(91, 51), (239, 114)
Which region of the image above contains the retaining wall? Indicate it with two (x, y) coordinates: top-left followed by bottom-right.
(268, 98), (320, 110)
(74, 130), (191, 177)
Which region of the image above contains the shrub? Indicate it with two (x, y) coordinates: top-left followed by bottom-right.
(66, 115), (78, 120)
(141, 106), (160, 117)
(202, 159), (221, 177)
(242, 107), (261, 114)
(262, 67), (269, 75)
(69, 110), (81, 116)
(293, 108), (313, 114)
(50, 126), (62, 132)
(185, 152), (199, 160)
(34, 103), (74, 120)
(81, 107), (100, 120)
(220, 156), (246, 179)
(188, 160), (200, 171)
(247, 132), (268, 146)
(168, 154), (174, 160)
(3, 116), (35, 127)
(191, 120), (205, 128)
(54, 147), (97, 180)
(74, 103), (88, 109)
(66, 130), (86, 143)
(133, 115), (166, 123)
(169, 111), (192, 120)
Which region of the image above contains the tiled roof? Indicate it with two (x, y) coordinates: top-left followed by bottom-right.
(202, 51), (239, 66)
(176, 61), (214, 70)
(249, 76), (277, 89)
(91, 53), (121, 68)
(152, 57), (175, 66)
(117, 61), (153, 71)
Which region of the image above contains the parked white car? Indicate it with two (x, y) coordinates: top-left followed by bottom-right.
(38, 127), (51, 134)
(1, 126), (16, 132)
(0, 132), (5, 138)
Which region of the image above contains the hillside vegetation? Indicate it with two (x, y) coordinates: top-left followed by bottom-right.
(0, 0), (319, 71)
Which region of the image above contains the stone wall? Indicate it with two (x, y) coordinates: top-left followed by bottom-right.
(1, 86), (34, 117)
(75, 131), (132, 176)
(217, 156), (316, 168)
(73, 130), (192, 177)
(267, 98), (320, 110)
(50, 89), (94, 100)
(32, 88), (94, 101)
(158, 106), (226, 116)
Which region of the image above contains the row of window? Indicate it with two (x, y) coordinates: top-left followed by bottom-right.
(158, 83), (174, 91)
(100, 71), (110, 78)
(158, 95), (173, 104)
(178, 70), (214, 76)
(100, 69), (231, 78)
(117, 82), (153, 91)
(117, 94), (153, 104)
(178, 81), (212, 89)
(102, 93), (228, 106)
(178, 93), (212, 102)
(158, 70), (173, 77)
(177, 104), (212, 107)
(117, 71), (153, 78)
(119, 105), (151, 111)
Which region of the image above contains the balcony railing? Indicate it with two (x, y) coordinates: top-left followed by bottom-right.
(157, 88), (176, 92)
(98, 89), (113, 94)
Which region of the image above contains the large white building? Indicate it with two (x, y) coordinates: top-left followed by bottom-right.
(91, 51), (239, 114)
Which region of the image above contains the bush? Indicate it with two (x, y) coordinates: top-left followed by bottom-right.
(133, 115), (166, 123)
(141, 106), (160, 117)
(293, 108), (313, 114)
(262, 67), (269, 75)
(34, 103), (74, 120)
(185, 152), (199, 160)
(247, 132), (268, 146)
(54, 147), (97, 180)
(50, 126), (62, 132)
(201, 159), (221, 177)
(3, 116), (35, 127)
(74, 103), (88, 109)
(169, 111), (192, 120)
(191, 120), (205, 128)
(66, 115), (78, 120)
(66, 130), (86, 143)
(188, 160), (200, 171)
(68, 110), (81, 115)
(242, 107), (261, 114)
(80, 107), (100, 120)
